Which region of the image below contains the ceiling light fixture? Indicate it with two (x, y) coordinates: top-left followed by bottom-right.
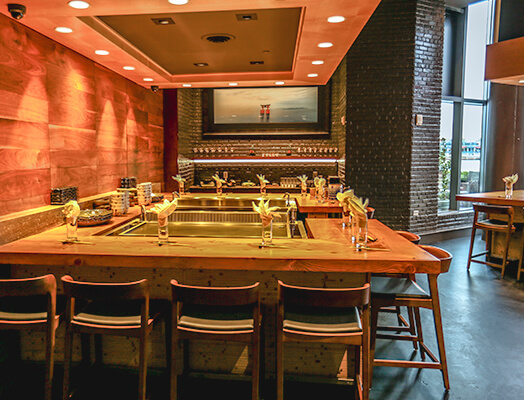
(194, 63), (208, 67)
(182, 84), (192, 87)
(68, 1), (90, 9)
(55, 27), (73, 34)
(318, 42), (333, 48)
(327, 16), (345, 23)
(143, 78), (154, 82)
(312, 60), (324, 65)
(275, 81), (285, 85)
(307, 73), (318, 78)
(229, 83), (238, 86)
(519, 79), (524, 83)
(123, 66), (135, 71)
(168, 0), (189, 5)
(95, 50), (109, 55)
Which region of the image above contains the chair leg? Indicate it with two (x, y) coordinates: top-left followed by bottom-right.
(407, 306), (418, 350)
(428, 275), (450, 390)
(94, 334), (103, 367)
(276, 332), (284, 400)
(45, 322), (56, 400)
(467, 227), (477, 271)
(170, 327), (178, 400)
(369, 299), (381, 387)
(501, 230), (512, 279)
(138, 330), (148, 400)
(413, 307), (425, 360)
(63, 328), (73, 400)
(518, 231), (524, 281)
(361, 307), (370, 400)
(252, 332), (260, 400)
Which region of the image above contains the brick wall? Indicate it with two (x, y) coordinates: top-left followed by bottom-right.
(345, 0), (444, 232)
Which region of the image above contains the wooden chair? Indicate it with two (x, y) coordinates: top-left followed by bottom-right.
(370, 245), (452, 390)
(61, 275), (170, 400)
(170, 280), (261, 400)
(467, 204), (518, 278)
(395, 230), (421, 244)
(0, 274), (60, 400)
(277, 280), (370, 400)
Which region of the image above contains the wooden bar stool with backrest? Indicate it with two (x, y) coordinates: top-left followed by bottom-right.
(61, 275), (170, 400)
(277, 281), (370, 400)
(0, 274), (61, 400)
(170, 280), (261, 400)
(467, 204), (515, 278)
(370, 245), (452, 390)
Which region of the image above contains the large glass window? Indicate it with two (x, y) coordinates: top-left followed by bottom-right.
(439, 0), (493, 212)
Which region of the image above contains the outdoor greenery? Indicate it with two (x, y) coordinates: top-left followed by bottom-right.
(439, 138), (451, 201)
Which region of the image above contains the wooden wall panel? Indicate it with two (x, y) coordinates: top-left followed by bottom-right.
(0, 14), (165, 217)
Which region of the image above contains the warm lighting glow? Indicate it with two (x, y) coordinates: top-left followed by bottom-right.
(168, 0), (189, 5)
(95, 50), (109, 55)
(312, 60), (324, 65)
(194, 158), (338, 164)
(228, 83), (238, 86)
(327, 16), (345, 23)
(55, 27), (73, 33)
(318, 42), (333, 48)
(123, 66), (135, 71)
(182, 83), (192, 87)
(307, 73), (318, 78)
(143, 78), (154, 82)
(520, 79), (524, 83)
(68, 1), (90, 9)
(275, 81), (285, 85)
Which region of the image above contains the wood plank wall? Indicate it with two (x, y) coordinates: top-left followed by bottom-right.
(0, 15), (164, 217)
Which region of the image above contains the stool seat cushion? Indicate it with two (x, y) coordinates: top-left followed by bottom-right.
(477, 219), (515, 232)
(371, 276), (428, 298)
(74, 299), (167, 326)
(284, 305), (361, 333)
(178, 304), (254, 331)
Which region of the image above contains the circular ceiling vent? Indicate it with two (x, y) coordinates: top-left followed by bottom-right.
(202, 33), (235, 43)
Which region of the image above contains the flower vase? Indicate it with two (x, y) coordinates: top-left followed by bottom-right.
(179, 182), (185, 196)
(157, 215), (169, 244)
(505, 182), (513, 199)
(317, 186), (325, 204)
(216, 185), (223, 196)
(261, 219), (273, 246)
(66, 216), (78, 242)
(260, 185), (267, 196)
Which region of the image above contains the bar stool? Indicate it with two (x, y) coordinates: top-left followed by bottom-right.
(61, 275), (170, 400)
(170, 280), (261, 400)
(0, 274), (61, 400)
(370, 245), (452, 390)
(277, 280), (370, 400)
(467, 204), (518, 278)
(395, 230), (421, 244)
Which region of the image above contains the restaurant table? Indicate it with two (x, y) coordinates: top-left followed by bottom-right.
(295, 195), (342, 218)
(456, 190), (524, 207)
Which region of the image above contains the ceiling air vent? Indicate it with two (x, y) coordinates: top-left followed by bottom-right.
(250, 61), (264, 65)
(203, 34), (235, 44)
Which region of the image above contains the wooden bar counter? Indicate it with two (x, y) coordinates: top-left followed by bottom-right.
(0, 207), (439, 379)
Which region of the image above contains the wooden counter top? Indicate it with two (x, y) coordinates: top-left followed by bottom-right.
(456, 190), (524, 207)
(0, 214), (440, 275)
(295, 195), (343, 214)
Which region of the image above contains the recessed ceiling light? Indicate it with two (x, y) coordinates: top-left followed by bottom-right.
(55, 27), (73, 34)
(307, 73), (318, 78)
(143, 78), (154, 82)
(182, 84), (192, 87)
(318, 42), (333, 48)
(95, 50), (109, 55)
(275, 81), (285, 85)
(312, 60), (324, 65)
(194, 63), (208, 67)
(327, 16), (345, 23)
(168, 0), (189, 5)
(519, 79), (524, 83)
(68, 1), (90, 9)
(123, 66), (135, 71)
(229, 83), (238, 86)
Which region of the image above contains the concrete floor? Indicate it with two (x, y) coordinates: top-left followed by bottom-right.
(1, 235), (523, 400)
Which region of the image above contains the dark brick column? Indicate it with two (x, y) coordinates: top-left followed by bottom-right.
(345, 0), (444, 232)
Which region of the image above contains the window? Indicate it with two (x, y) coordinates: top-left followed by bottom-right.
(439, 0), (493, 211)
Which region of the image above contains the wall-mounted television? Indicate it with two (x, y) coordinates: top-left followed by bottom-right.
(202, 85), (330, 137)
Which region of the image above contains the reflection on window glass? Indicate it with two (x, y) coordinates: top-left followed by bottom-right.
(463, 0), (490, 100)
(439, 102), (454, 211)
(459, 104), (483, 208)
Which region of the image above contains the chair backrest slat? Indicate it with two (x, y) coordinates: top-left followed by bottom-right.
(474, 204), (514, 219)
(419, 245), (453, 274)
(278, 281), (370, 308)
(61, 275), (149, 301)
(0, 274), (56, 297)
(171, 280), (259, 306)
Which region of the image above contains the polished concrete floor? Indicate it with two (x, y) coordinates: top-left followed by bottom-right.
(1, 235), (523, 400)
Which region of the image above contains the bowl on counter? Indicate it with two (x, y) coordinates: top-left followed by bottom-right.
(77, 209), (113, 227)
